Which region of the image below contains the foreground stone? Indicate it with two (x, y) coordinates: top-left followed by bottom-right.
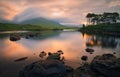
(19, 51), (73, 77)
(20, 50), (120, 77)
(75, 54), (120, 77)
(91, 54), (120, 77)
(75, 63), (98, 77)
(19, 60), (66, 77)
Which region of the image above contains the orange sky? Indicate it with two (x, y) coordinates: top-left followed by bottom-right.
(0, 0), (120, 24)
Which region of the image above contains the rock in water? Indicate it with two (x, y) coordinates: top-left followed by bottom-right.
(39, 51), (47, 58)
(75, 54), (120, 77)
(10, 34), (21, 41)
(57, 50), (64, 54)
(14, 57), (28, 62)
(91, 54), (120, 77)
(47, 52), (62, 60)
(81, 56), (88, 61)
(19, 60), (66, 77)
(85, 48), (94, 53)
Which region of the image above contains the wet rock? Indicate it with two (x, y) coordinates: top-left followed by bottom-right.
(81, 56), (88, 61)
(65, 66), (74, 72)
(47, 52), (63, 60)
(10, 34), (21, 41)
(91, 54), (120, 77)
(57, 50), (64, 54)
(85, 48), (94, 53)
(14, 57), (28, 62)
(28, 34), (35, 37)
(39, 51), (47, 58)
(27, 33), (39, 37)
(75, 63), (98, 77)
(113, 52), (116, 54)
(19, 60), (66, 77)
(75, 54), (120, 77)
(65, 66), (74, 77)
(25, 36), (29, 39)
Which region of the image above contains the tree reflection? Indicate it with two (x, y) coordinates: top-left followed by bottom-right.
(84, 34), (118, 48)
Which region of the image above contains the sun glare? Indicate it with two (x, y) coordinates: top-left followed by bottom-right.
(52, 12), (63, 17)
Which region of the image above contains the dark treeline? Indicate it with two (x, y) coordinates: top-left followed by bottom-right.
(86, 12), (120, 25)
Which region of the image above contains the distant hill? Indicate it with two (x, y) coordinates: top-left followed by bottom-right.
(19, 17), (61, 27)
(0, 17), (68, 31)
(0, 19), (12, 23)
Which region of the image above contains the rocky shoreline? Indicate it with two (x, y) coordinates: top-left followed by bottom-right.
(75, 54), (120, 77)
(19, 50), (120, 77)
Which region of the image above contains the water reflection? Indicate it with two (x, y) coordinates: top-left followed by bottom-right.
(0, 31), (120, 77)
(84, 33), (118, 48)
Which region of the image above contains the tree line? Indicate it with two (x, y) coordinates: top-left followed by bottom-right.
(86, 12), (120, 25)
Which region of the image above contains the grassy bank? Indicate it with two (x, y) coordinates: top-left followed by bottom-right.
(0, 23), (77, 31)
(79, 23), (120, 36)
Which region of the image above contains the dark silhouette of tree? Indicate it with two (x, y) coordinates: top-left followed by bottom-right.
(86, 13), (96, 25)
(112, 12), (119, 23)
(91, 14), (103, 25)
(86, 12), (119, 25)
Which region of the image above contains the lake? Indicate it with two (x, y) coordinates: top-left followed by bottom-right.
(0, 31), (120, 77)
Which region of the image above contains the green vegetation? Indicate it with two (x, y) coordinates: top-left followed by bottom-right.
(80, 23), (120, 35)
(20, 17), (62, 27)
(80, 12), (120, 36)
(0, 23), (78, 31)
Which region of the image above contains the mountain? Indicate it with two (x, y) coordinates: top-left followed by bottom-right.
(19, 17), (61, 26)
(0, 19), (12, 23)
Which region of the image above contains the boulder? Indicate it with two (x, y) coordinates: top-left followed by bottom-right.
(91, 54), (120, 77)
(75, 63), (98, 77)
(75, 54), (120, 77)
(19, 60), (66, 77)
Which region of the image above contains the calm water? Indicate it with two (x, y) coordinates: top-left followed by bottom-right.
(0, 31), (120, 77)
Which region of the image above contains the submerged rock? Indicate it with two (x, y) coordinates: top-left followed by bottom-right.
(57, 50), (64, 54)
(85, 48), (94, 53)
(10, 34), (21, 41)
(81, 56), (88, 61)
(14, 57), (28, 62)
(39, 51), (47, 58)
(47, 52), (63, 60)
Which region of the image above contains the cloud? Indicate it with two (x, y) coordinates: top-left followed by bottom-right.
(0, 0), (120, 24)
(108, 0), (120, 7)
(0, 0), (25, 20)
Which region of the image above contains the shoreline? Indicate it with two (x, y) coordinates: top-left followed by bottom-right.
(79, 23), (120, 36)
(79, 29), (120, 36)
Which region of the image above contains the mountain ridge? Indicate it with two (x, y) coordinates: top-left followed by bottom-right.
(0, 17), (61, 27)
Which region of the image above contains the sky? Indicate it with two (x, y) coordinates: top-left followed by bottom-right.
(0, 0), (120, 25)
